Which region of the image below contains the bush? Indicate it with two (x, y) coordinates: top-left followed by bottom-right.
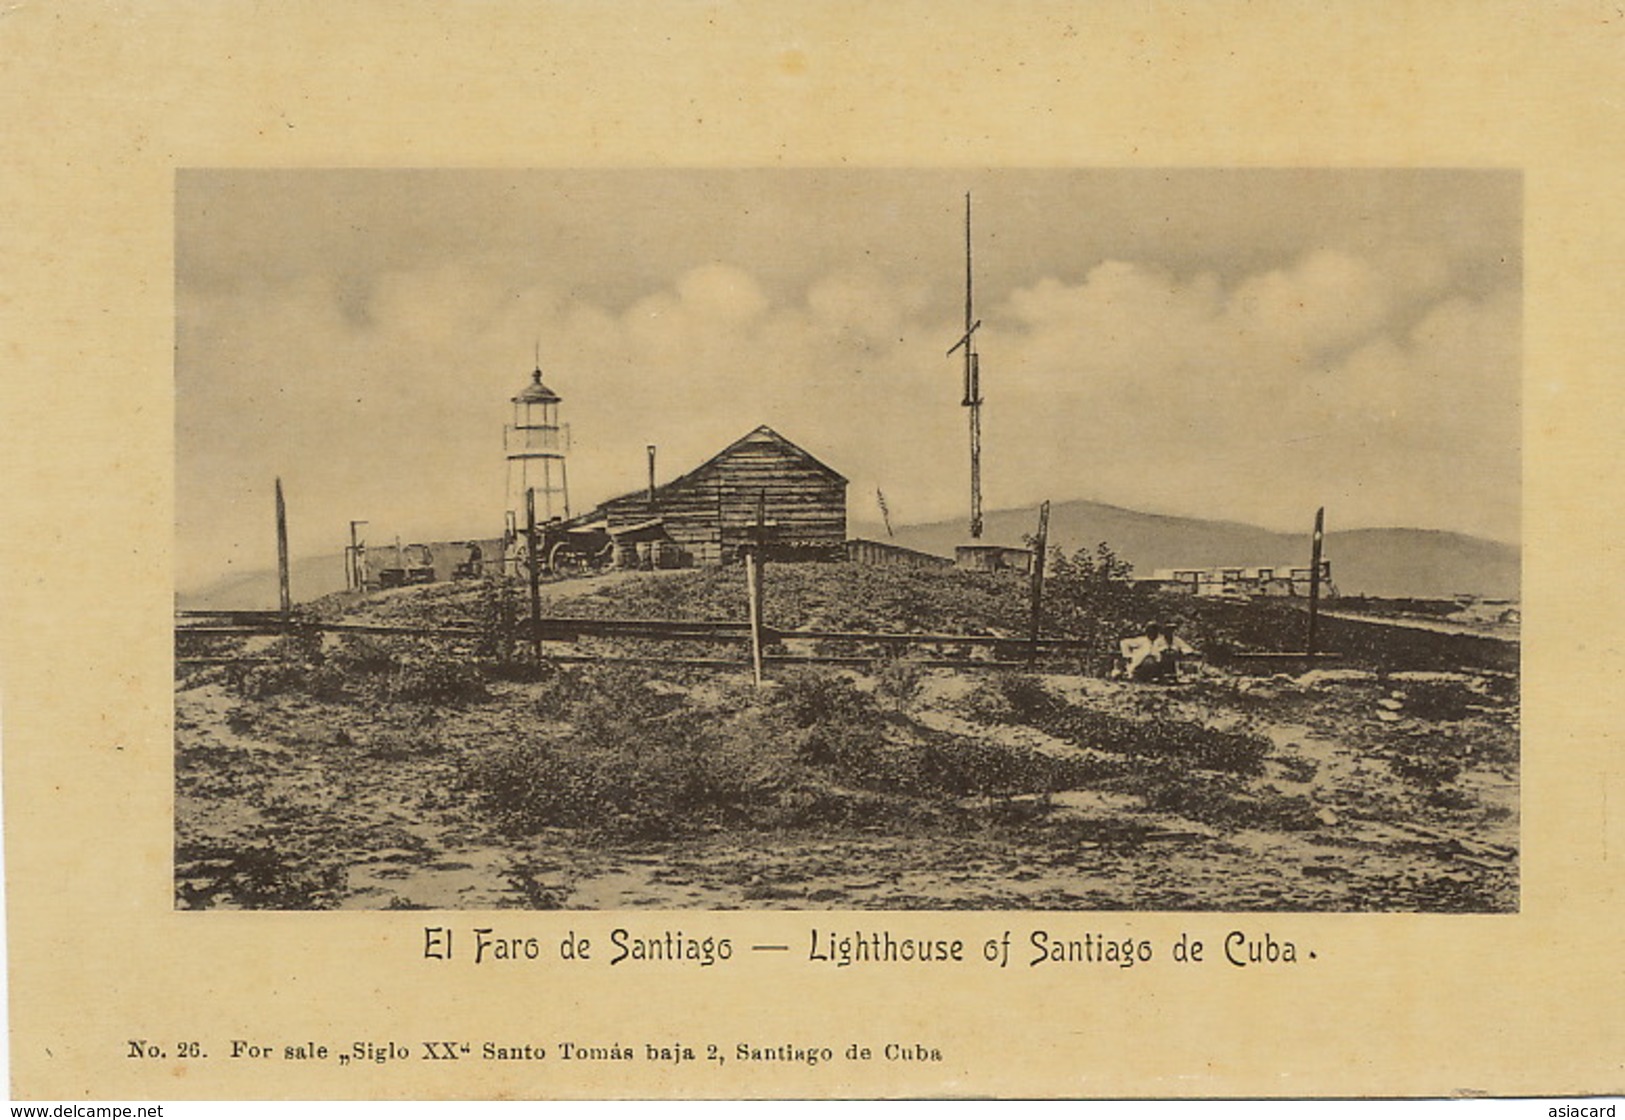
(965, 674), (1270, 775)
(232, 660), (313, 700)
(1137, 765), (1321, 831)
(1037, 541), (1148, 656)
(1386, 747), (1463, 787)
(466, 710), (790, 840)
(874, 657), (928, 711)
(328, 634), (398, 676)
(915, 732), (1112, 797)
(175, 842), (346, 910)
(465, 666), (1117, 838)
(388, 655), (488, 705)
(467, 665), (796, 838)
(773, 669), (877, 727)
(225, 633), (484, 702)
(365, 730), (444, 760)
(1400, 681), (1477, 722)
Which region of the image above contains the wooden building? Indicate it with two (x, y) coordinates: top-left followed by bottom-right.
(568, 425), (847, 567)
(847, 538), (954, 570)
(1133, 560), (1335, 598)
(955, 543), (1034, 575)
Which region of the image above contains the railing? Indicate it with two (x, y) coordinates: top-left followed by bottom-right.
(503, 424), (570, 454)
(174, 608), (1100, 670)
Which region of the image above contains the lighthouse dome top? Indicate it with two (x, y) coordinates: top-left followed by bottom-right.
(512, 366), (561, 405)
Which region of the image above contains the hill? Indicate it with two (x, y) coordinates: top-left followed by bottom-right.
(854, 500), (1519, 600)
(176, 562), (1519, 912)
(182, 499), (1519, 609)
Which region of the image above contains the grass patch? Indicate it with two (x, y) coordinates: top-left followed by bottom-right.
(226, 636), (488, 708)
(175, 842), (347, 910)
(967, 674), (1270, 775)
(1397, 680), (1478, 722)
(464, 667), (1112, 840)
(1133, 765), (1322, 831)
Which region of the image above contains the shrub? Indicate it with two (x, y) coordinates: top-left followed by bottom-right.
(1400, 681), (1477, 723)
(915, 732), (1112, 797)
(465, 665), (1113, 838)
(874, 657), (928, 711)
(964, 675), (1270, 775)
(232, 661), (312, 700)
(1037, 541), (1147, 656)
(328, 634), (398, 676)
(1386, 747), (1463, 787)
(773, 668), (861, 722)
(468, 666), (802, 838)
(388, 655), (488, 705)
(1138, 765), (1321, 831)
(466, 711), (789, 840)
(365, 730), (443, 760)
(221, 623), (510, 708)
(175, 842), (346, 910)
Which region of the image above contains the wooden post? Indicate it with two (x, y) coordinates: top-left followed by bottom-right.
(744, 491), (768, 687)
(745, 550), (764, 687)
(647, 444), (657, 505)
(1307, 506), (1325, 657)
(1027, 500), (1051, 662)
(275, 478), (291, 618)
(348, 519), (367, 591)
(526, 486), (542, 662)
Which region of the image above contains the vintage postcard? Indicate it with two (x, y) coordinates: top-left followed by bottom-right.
(3, 1), (1621, 1102)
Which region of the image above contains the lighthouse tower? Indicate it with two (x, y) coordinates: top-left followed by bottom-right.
(504, 362), (571, 530)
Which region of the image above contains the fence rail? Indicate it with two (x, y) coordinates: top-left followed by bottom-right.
(174, 608), (1097, 668)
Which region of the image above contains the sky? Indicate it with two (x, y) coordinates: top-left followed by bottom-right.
(175, 168), (1521, 592)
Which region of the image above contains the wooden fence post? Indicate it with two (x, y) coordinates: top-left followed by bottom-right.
(1307, 506), (1325, 657)
(347, 519), (368, 592)
(275, 478), (291, 619)
(1028, 500), (1050, 663)
(744, 492), (767, 687)
(526, 487), (542, 663)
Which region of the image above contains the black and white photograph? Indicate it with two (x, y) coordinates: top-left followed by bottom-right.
(173, 168), (1521, 913)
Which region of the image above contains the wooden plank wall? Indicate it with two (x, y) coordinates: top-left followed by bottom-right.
(600, 433), (846, 565)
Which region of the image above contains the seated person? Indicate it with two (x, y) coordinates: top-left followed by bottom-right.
(1119, 623), (1195, 682)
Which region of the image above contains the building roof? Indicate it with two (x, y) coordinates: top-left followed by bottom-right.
(566, 425), (846, 526)
(512, 367), (562, 404)
(672, 425), (847, 488)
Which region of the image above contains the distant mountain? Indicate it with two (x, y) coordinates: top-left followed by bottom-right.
(1311, 527), (1520, 600)
(853, 499), (1520, 600)
(184, 498), (1519, 609)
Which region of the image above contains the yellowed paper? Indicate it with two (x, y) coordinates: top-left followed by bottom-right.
(3, 0), (1622, 1101)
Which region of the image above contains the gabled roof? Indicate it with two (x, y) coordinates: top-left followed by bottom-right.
(567, 425), (846, 527)
(671, 425), (847, 488)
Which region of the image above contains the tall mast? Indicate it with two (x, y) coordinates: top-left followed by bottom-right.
(947, 191), (984, 539)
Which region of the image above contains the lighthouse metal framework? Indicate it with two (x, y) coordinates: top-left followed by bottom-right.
(504, 362), (571, 534)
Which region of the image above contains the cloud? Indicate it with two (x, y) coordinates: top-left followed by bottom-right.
(675, 264), (770, 323)
(1224, 249), (1394, 361)
(983, 250), (1518, 540)
(177, 244), (1520, 592)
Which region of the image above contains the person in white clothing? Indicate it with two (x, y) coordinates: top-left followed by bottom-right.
(1119, 622), (1195, 682)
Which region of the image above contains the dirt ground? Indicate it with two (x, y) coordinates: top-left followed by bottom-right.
(175, 625), (1518, 912)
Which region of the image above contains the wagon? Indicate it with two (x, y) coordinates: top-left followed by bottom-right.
(543, 522), (615, 576)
